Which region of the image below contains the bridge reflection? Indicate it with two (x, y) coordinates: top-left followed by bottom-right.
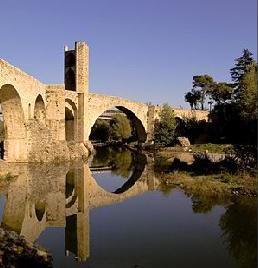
(0, 155), (159, 262)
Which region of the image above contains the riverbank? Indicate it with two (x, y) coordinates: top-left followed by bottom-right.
(159, 171), (257, 197)
(155, 146), (257, 197)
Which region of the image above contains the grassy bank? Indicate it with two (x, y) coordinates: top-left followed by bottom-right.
(159, 171), (256, 197)
(155, 145), (257, 198)
(189, 143), (233, 153)
(156, 143), (231, 156)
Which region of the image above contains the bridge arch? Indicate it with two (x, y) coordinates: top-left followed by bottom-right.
(89, 105), (147, 143)
(65, 99), (78, 142)
(34, 94), (46, 124)
(0, 84), (27, 161)
(88, 94), (149, 143)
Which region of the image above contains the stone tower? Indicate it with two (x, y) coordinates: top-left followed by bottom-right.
(64, 41), (89, 142)
(64, 41), (89, 93)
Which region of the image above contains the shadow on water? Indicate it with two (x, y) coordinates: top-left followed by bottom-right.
(0, 148), (256, 267)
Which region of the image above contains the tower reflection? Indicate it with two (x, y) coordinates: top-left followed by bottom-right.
(0, 154), (157, 262)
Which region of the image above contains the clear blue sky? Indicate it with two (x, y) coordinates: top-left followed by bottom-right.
(1, 0), (256, 107)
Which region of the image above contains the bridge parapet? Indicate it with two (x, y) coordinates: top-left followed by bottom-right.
(153, 105), (209, 121)
(0, 59), (46, 120)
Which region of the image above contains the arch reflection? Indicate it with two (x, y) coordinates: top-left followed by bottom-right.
(0, 151), (157, 263)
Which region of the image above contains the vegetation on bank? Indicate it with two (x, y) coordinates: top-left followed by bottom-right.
(154, 104), (177, 146)
(153, 49), (257, 197)
(160, 171), (256, 197)
(156, 143), (233, 155)
(154, 151), (257, 197)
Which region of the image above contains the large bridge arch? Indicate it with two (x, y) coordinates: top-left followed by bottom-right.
(0, 84), (27, 161)
(88, 94), (149, 143)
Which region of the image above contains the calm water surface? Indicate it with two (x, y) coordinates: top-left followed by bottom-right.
(0, 147), (256, 268)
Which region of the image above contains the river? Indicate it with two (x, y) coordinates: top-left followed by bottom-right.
(0, 147), (256, 268)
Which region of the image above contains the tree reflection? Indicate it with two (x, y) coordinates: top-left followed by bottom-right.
(91, 147), (134, 178)
(111, 149), (133, 178)
(191, 194), (230, 214)
(219, 198), (257, 268)
(188, 191), (257, 267)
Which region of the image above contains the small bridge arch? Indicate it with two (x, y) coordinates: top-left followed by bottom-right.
(34, 94), (46, 123)
(65, 98), (78, 141)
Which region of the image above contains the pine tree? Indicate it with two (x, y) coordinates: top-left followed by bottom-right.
(230, 49), (254, 92)
(192, 75), (214, 110)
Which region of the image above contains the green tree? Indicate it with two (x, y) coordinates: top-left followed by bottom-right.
(89, 119), (111, 142)
(154, 104), (176, 146)
(193, 75), (214, 110)
(185, 91), (195, 109)
(236, 62), (257, 120)
(208, 82), (233, 104)
(184, 89), (202, 109)
(203, 49), (256, 144)
(110, 114), (132, 141)
(230, 49), (254, 86)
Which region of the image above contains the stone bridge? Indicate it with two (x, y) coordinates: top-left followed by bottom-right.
(0, 41), (209, 162)
(0, 157), (159, 261)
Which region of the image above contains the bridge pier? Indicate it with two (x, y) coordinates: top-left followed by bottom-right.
(146, 105), (156, 143)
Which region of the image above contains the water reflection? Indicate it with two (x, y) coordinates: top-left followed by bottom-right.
(220, 198), (257, 268)
(0, 150), (157, 263)
(0, 149), (256, 267)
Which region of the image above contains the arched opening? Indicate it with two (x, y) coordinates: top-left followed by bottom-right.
(0, 84), (27, 161)
(28, 103), (31, 119)
(34, 95), (46, 123)
(65, 50), (76, 91)
(35, 200), (46, 222)
(89, 106), (147, 145)
(65, 99), (78, 141)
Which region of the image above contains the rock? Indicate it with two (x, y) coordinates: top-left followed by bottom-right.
(0, 228), (52, 267)
(205, 152), (226, 163)
(177, 137), (191, 147)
